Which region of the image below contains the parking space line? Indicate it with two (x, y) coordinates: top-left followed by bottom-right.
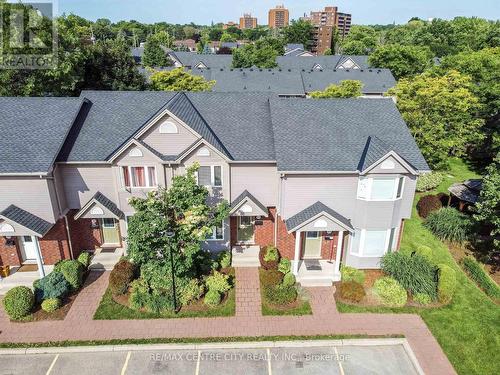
(121, 351), (131, 375)
(45, 354), (59, 375)
(267, 348), (272, 375)
(333, 347), (345, 375)
(195, 350), (201, 375)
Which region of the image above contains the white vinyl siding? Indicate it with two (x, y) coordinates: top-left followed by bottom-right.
(351, 227), (398, 257)
(357, 177), (405, 201)
(197, 165), (222, 187)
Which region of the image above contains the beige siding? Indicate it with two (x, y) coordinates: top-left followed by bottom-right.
(366, 155), (412, 174)
(139, 114), (199, 156)
(0, 177), (57, 222)
(230, 164), (278, 207)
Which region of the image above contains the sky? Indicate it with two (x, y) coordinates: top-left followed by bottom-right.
(57, 0), (500, 25)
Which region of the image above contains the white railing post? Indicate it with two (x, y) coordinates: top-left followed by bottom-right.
(32, 236), (45, 278)
(293, 231), (301, 275)
(335, 231), (344, 276)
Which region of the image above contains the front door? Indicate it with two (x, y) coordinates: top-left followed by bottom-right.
(20, 236), (37, 262)
(100, 218), (120, 246)
(237, 216), (255, 243)
(302, 231), (322, 258)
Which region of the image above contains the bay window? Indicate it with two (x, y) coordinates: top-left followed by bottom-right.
(197, 165), (222, 187)
(352, 228), (397, 257)
(357, 176), (404, 201)
(122, 166), (157, 188)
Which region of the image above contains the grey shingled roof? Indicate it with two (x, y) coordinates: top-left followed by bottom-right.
(0, 205), (53, 236)
(170, 51), (233, 68)
(285, 201), (353, 231)
(357, 135), (392, 171)
(91, 192), (124, 219)
(336, 55), (370, 69)
(448, 179), (483, 204)
(270, 97), (430, 172)
(0, 97), (83, 174)
(231, 190), (268, 213)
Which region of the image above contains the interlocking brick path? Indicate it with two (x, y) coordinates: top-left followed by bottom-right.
(0, 269), (456, 375)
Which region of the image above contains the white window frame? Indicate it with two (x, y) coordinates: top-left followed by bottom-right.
(122, 166), (158, 189)
(159, 121), (178, 134)
(196, 165), (223, 187)
(352, 228), (397, 257)
(357, 176), (404, 201)
(206, 223), (224, 241)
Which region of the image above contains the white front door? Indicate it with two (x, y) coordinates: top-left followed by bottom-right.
(20, 236), (37, 261)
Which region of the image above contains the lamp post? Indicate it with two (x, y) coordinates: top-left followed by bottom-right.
(163, 229), (177, 312)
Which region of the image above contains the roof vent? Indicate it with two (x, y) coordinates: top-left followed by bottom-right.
(230, 68), (233, 71)
(360, 69), (364, 72)
(243, 86), (247, 90)
(369, 69), (373, 72)
(288, 69), (291, 72)
(345, 69), (349, 72)
(278, 68), (282, 71)
(240, 68), (243, 71)
(250, 68), (253, 71)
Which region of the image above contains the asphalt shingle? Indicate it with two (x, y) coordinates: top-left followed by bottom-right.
(0, 205), (53, 235)
(285, 201), (353, 231)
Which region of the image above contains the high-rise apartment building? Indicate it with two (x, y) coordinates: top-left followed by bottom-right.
(268, 5), (289, 28)
(302, 6), (352, 55)
(239, 13), (258, 29)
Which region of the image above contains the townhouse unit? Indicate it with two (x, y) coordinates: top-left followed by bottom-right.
(0, 92), (429, 285)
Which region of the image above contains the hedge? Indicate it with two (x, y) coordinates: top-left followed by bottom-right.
(462, 257), (500, 299)
(3, 286), (34, 320)
(41, 298), (61, 312)
(109, 259), (136, 295)
(56, 260), (85, 290)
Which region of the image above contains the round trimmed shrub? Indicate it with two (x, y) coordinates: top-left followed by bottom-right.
(205, 271), (231, 294)
(413, 245), (433, 262)
(340, 265), (366, 284)
(3, 286), (34, 320)
(109, 259), (136, 296)
(413, 293), (432, 305)
(424, 207), (473, 243)
(417, 194), (442, 218)
(33, 271), (71, 302)
(204, 289), (221, 306)
(77, 252), (91, 269)
(278, 258), (291, 274)
(41, 298), (61, 312)
(218, 250), (231, 269)
(260, 269), (284, 287)
(416, 172), (443, 192)
(264, 284), (297, 305)
(282, 272), (296, 287)
(259, 245), (280, 270)
(58, 260), (85, 290)
(339, 281), (366, 303)
(179, 279), (205, 306)
(374, 277), (407, 307)
(437, 264), (457, 304)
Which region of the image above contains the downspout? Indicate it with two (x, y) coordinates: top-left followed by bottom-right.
(52, 164), (75, 260)
(275, 173), (284, 246)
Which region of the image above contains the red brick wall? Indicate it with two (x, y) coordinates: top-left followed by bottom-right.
(66, 209), (102, 257)
(276, 214), (296, 260)
(0, 237), (22, 266)
(39, 217), (71, 265)
(230, 207), (276, 248)
(320, 231), (337, 260)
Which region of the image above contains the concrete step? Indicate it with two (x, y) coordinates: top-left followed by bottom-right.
(231, 258), (261, 267)
(231, 245), (260, 268)
(298, 278), (333, 287)
(89, 249), (123, 271)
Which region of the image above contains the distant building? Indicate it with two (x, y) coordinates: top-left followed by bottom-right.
(173, 39), (197, 52)
(302, 6), (352, 55)
(223, 21), (239, 30)
(269, 5), (289, 28)
(239, 13), (258, 29)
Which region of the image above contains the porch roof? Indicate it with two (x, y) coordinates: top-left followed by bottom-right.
(229, 190), (268, 217)
(74, 192), (124, 220)
(285, 201), (353, 233)
(0, 205), (53, 237)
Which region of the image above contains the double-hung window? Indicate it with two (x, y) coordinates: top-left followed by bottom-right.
(197, 166), (222, 187)
(122, 166), (157, 188)
(207, 224), (224, 240)
(353, 228), (397, 257)
(357, 176), (404, 201)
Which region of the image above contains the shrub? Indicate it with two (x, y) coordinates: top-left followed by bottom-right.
(129, 279), (150, 310)
(417, 195), (442, 218)
(278, 258), (291, 274)
(205, 271), (231, 294)
(259, 245), (280, 270)
(33, 271), (71, 302)
(264, 284), (297, 305)
(3, 286), (34, 319)
(57, 260), (85, 290)
(282, 272), (296, 287)
(218, 250), (231, 269)
(145, 292), (173, 313)
(41, 298), (61, 312)
(416, 172), (443, 192)
(77, 252), (91, 269)
(179, 279), (205, 305)
(424, 207), (474, 243)
(339, 281), (366, 303)
(109, 259), (136, 296)
(413, 293), (432, 305)
(437, 264), (457, 304)
(204, 289), (221, 306)
(462, 257), (500, 299)
(381, 252), (438, 299)
(413, 245), (433, 262)
(374, 277), (407, 307)
(260, 269), (284, 287)
(340, 265), (366, 284)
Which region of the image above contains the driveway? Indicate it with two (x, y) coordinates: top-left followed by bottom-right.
(0, 339), (422, 375)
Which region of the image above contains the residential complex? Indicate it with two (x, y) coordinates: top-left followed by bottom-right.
(268, 5), (289, 28)
(239, 13), (258, 29)
(0, 91), (428, 286)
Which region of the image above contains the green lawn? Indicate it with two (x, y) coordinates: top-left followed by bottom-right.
(338, 159), (500, 375)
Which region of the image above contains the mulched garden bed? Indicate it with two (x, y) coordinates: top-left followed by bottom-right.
(21, 293), (78, 322)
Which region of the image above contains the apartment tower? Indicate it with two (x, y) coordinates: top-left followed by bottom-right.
(239, 13), (258, 29)
(268, 5), (289, 28)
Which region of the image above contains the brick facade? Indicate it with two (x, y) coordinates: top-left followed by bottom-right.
(0, 237), (21, 266)
(66, 209), (102, 257)
(38, 217), (71, 265)
(230, 207), (276, 248)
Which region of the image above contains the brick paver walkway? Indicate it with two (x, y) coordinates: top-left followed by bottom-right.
(0, 269), (456, 374)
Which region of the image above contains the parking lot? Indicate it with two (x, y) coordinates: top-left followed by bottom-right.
(0, 340), (422, 375)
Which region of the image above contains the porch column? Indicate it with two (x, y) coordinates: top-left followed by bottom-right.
(334, 231), (344, 276)
(293, 230), (301, 275)
(32, 236), (45, 278)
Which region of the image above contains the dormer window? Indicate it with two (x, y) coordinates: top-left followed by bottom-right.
(312, 64), (323, 70)
(159, 121), (178, 134)
(128, 147), (143, 157)
(196, 147), (210, 157)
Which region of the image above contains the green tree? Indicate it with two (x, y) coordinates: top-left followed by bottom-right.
(208, 28), (223, 41)
(282, 19), (314, 50)
(388, 70), (484, 168)
(323, 48), (333, 55)
(142, 34), (169, 67)
(220, 32), (237, 43)
(149, 68), (215, 91)
(474, 154), (500, 252)
(309, 80), (363, 98)
(341, 25), (378, 54)
(341, 40), (369, 55)
(232, 44), (278, 68)
(369, 44), (432, 79)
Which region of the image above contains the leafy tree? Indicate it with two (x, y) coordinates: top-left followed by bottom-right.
(149, 68), (215, 91)
(341, 40), (369, 55)
(142, 35), (169, 67)
(341, 25), (378, 54)
(369, 44), (432, 79)
(232, 42), (278, 68)
(388, 71), (484, 168)
(474, 154), (500, 252)
(208, 28), (223, 41)
(183, 25), (197, 39)
(220, 32), (237, 43)
(309, 80), (363, 98)
(323, 48), (333, 55)
(282, 19), (314, 50)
